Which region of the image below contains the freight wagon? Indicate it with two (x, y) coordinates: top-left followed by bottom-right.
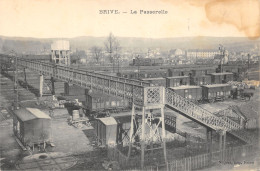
(83, 93), (129, 118)
(166, 76), (190, 87)
(13, 108), (52, 150)
(132, 58), (164, 66)
(169, 86), (202, 102)
(139, 69), (168, 78)
(168, 68), (191, 77)
(201, 84), (232, 102)
(210, 72), (234, 84)
(64, 83), (89, 96)
(191, 67), (215, 77)
(142, 77), (166, 87)
(116, 71), (138, 79)
(190, 75), (211, 86)
(117, 69), (168, 79)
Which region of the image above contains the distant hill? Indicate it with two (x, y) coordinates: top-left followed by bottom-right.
(0, 35), (259, 54)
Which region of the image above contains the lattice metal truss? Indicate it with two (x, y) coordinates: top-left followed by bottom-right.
(165, 88), (252, 143)
(0, 55), (251, 145)
(1, 56), (151, 105)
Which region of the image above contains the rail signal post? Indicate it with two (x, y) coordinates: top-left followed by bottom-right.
(128, 87), (167, 168)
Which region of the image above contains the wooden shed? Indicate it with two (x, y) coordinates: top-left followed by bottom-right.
(95, 117), (117, 146)
(13, 108), (52, 148)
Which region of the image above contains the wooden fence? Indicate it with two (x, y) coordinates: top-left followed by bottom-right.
(108, 143), (257, 170)
(146, 143), (256, 171)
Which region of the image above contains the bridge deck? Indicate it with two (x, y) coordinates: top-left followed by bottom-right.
(0, 55), (251, 143)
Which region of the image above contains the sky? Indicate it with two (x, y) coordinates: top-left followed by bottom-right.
(0, 0), (259, 39)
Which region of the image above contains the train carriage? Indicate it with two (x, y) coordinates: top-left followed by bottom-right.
(166, 76), (190, 87)
(201, 84), (232, 102)
(190, 75), (211, 86)
(141, 77), (166, 87)
(210, 72), (234, 84)
(169, 86), (202, 102)
(83, 92), (129, 118)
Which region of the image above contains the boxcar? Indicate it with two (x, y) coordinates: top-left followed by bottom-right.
(202, 84), (232, 102)
(190, 75), (211, 86)
(166, 76), (190, 87)
(64, 83), (89, 96)
(142, 77), (166, 87)
(168, 68), (191, 77)
(169, 85), (202, 102)
(139, 69), (168, 78)
(210, 72), (234, 84)
(13, 108), (52, 148)
(83, 93), (129, 115)
(117, 71), (138, 79)
(191, 67), (216, 77)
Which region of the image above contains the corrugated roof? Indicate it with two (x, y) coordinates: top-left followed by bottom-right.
(167, 76), (189, 79)
(142, 77), (165, 81)
(202, 84), (230, 88)
(170, 85), (201, 90)
(98, 117), (117, 125)
(210, 72), (233, 76)
(14, 108), (51, 121)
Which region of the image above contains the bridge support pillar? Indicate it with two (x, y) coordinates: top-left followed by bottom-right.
(218, 130), (226, 162)
(128, 102), (167, 169)
(39, 75), (44, 97)
(206, 129), (213, 163)
(51, 77), (55, 95)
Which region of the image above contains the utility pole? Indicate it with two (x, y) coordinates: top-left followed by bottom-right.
(219, 44), (225, 83)
(247, 54), (250, 80)
(247, 54), (250, 71)
(11, 51), (19, 110)
(136, 55), (140, 79)
(219, 44), (225, 73)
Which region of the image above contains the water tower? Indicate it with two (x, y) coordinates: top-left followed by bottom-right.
(51, 40), (70, 66)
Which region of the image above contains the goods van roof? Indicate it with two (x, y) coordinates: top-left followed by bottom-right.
(170, 85), (201, 90)
(210, 72), (233, 75)
(202, 84), (230, 88)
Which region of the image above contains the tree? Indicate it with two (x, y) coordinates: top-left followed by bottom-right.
(104, 32), (121, 72)
(91, 46), (103, 64)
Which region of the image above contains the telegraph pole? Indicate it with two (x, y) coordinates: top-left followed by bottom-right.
(11, 51), (19, 109)
(219, 44), (224, 73)
(219, 44), (225, 83)
(247, 54), (250, 80)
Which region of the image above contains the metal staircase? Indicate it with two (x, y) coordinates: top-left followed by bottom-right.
(165, 88), (251, 144)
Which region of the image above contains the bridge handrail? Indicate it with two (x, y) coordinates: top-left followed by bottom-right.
(13, 56), (151, 87)
(165, 88), (243, 131)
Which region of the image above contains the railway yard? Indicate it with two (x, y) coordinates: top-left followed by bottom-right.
(0, 57), (259, 170)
